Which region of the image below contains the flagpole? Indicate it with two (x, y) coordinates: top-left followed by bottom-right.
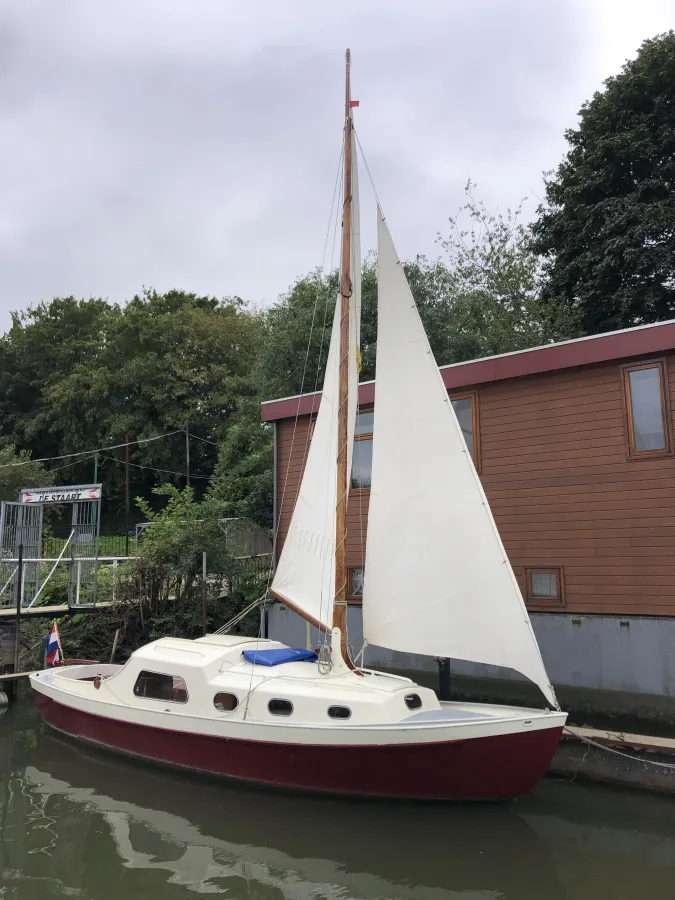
(54, 619), (64, 663)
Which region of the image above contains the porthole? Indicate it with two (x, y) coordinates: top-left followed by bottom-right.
(404, 693), (422, 710)
(268, 698), (293, 716)
(214, 692), (239, 712)
(328, 705), (351, 720)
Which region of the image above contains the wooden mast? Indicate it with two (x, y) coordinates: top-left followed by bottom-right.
(333, 48), (353, 662)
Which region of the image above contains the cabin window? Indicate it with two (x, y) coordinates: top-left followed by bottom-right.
(525, 567), (565, 608)
(214, 692), (239, 712)
(351, 409), (374, 489)
(405, 693), (423, 710)
(621, 361), (671, 458)
(349, 567), (364, 599)
(328, 705), (352, 719)
(450, 392), (481, 470)
(133, 671), (188, 703)
(268, 698), (293, 716)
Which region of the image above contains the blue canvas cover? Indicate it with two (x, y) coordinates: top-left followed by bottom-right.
(242, 648), (318, 667)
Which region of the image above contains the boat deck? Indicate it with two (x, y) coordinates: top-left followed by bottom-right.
(401, 702), (552, 726)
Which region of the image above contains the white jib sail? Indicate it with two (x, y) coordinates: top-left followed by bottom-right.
(271, 134), (361, 629)
(362, 208), (557, 707)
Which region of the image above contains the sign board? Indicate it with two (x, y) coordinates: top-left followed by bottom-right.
(19, 484), (102, 505)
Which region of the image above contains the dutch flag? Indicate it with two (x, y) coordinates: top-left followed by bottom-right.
(45, 622), (62, 667)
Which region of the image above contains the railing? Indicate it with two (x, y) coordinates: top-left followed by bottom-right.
(42, 535), (137, 559)
(0, 556), (133, 609)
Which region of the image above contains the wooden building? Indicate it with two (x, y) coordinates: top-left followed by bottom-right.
(261, 320), (675, 704)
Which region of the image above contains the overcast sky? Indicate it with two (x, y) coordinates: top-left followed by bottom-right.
(0, 0), (672, 333)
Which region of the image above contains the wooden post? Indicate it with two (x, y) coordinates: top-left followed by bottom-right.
(202, 551), (207, 636)
(110, 628), (120, 664)
(13, 543), (23, 674)
(125, 434), (130, 557)
(333, 48), (353, 664)
(185, 424), (191, 488)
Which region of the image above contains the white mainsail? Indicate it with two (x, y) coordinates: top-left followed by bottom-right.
(362, 208), (557, 707)
(271, 131), (361, 628)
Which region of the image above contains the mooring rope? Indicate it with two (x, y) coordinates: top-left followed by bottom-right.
(564, 727), (675, 771)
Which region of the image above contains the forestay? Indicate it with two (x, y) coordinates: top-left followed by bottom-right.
(362, 208), (557, 708)
(271, 135), (361, 629)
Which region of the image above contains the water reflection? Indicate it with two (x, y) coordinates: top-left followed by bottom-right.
(2, 703), (675, 899)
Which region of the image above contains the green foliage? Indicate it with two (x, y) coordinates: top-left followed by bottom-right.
(131, 485), (242, 612)
(436, 183), (580, 357)
(0, 290), (262, 514)
(0, 297), (118, 464)
(20, 486), (262, 669)
(207, 399), (273, 529)
(254, 185), (576, 401)
(533, 32), (675, 333)
(0, 444), (53, 502)
(252, 270), (337, 401)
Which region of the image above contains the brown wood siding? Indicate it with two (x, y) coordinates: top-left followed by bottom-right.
(275, 352), (675, 616)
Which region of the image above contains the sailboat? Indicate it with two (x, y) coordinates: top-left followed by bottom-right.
(30, 51), (566, 801)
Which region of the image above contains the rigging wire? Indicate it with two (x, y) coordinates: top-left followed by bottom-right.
(100, 454), (212, 480)
(313, 143), (345, 646)
(354, 130), (385, 214)
(263, 134), (345, 597)
(44, 454), (101, 475)
(188, 433), (220, 448)
(242, 136), (347, 718)
(0, 429), (186, 470)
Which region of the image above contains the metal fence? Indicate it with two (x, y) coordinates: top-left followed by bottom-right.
(42, 533), (136, 559)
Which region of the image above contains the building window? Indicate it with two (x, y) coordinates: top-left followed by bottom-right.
(621, 361), (671, 458)
(351, 409), (374, 489)
(214, 692), (239, 712)
(133, 671), (188, 703)
(525, 567), (565, 608)
(268, 698), (293, 716)
(349, 567), (364, 599)
(450, 392), (481, 470)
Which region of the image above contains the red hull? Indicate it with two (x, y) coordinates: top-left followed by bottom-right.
(33, 691), (562, 800)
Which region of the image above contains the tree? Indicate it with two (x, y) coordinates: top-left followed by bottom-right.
(0, 290), (264, 517)
(533, 32), (675, 333)
(436, 182), (579, 358)
(207, 399), (274, 529)
(30, 485), (262, 667)
(0, 297), (118, 465)
(255, 185), (576, 402)
(0, 445), (53, 502)
(253, 258), (460, 401)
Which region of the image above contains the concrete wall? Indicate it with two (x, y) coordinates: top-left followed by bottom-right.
(267, 604), (675, 698)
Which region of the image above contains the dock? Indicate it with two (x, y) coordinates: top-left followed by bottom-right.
(0, 601), (116, 619)
(552, 725), (675, 794)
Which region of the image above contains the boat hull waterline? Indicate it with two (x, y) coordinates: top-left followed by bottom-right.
(32, 689), (563, 801)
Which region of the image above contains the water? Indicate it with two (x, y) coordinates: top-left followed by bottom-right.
(1, 701), (674, 899)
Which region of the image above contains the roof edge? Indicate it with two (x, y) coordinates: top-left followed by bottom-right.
(261, 318), (675, 422)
